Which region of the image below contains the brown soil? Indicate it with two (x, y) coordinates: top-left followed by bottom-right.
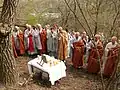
(0, 56), (103, 90)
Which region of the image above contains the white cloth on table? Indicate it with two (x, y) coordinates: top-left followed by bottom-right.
(28, 56), (66, 85)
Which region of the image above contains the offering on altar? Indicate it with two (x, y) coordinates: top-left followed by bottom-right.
(28, 55), (66, 85)
(37, 54), (61, 67)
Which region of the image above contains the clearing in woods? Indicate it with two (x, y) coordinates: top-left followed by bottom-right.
(1, 56), (103, 90)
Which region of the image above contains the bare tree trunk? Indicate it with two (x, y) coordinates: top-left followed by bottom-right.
(0, 0), (19, 86)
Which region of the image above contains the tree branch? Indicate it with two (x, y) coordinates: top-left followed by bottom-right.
(75, 0), (94, 38)
(64, 0), (91, 37)
(85, 1), (96, 23)
(110, 9), (120, 37)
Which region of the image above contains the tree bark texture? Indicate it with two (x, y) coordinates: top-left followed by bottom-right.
(1, 0), (19, 24)
(0, 0), (19, 86)
(0, 31), (17, 85)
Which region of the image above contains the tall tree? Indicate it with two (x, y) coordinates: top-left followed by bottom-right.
(0, 0), (19, 86)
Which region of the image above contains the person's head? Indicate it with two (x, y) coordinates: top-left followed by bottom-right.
(59, 27), (63, 33)
(75, 32), (80, 38)
(25, 24), (29, 29)
(14, 26), (19, 32)
(36, 24), (42, 29)
(53, 24), (58, 29)
(47, 24), (50, 28)
(15, 26), (19, 29)
(50, 28), (54, 33)
(111, 36), (117, 44)
(83, 31), (86, 36)
(45, 24), (50, 29)
(95, 34), (101, 41)
(27, 25), (31, 30)
(81, 31), (86, 37)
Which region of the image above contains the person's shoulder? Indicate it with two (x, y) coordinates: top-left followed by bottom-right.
(107, 41), (112, 44)
(106, 42), (112, 46)
(24, 29), (28, 33)
(62, 30), (67, 33)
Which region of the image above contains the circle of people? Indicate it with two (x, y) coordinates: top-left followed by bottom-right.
(12, 23), (120, 77)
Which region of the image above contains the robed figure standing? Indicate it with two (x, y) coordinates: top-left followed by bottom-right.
(17, 26), (25, 55)
(57, 27), (68, 61)
(38, 24), (47, 54)
(24, 24), (36, 55)
(12, 26), (25, 57)
(72, 32), (84, 68)
(87, 34), (103, 73)
(47, 28), (58, 57)
(34, 25), (42, 54)
(103, 36), (119, 77)
(12, 27), (18, 58)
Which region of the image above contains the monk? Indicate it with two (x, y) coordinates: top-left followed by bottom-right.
(34, 25), (42, 55)
(53, 24), (58, 33)
(24, 24), (36, 55)
(66, 29), (71, 58)
(47, 28), (58, 57)
(46, 25), (52, 53)
(69, 30), (76, 58)
(87, 34), (103, 73)
(81, 31), (88, 55)
(38, 24), (47, 54)
(72, 32), (84, 68)
(17, 26), (25, 55)
(12, 26), (19, 58)
(57, 27), (68, 61)
(103, 36), (119, 77)
(12, 35), (18, 58)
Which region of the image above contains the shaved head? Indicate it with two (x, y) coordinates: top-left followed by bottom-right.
(112, 36), (117, 41)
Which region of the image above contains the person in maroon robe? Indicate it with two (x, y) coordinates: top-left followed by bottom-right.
(103, 36), (120, 77)
(72, 32), (84, 68)
(24, 24), (36, 55)
(17, 26), (25, 55)
(87, 34), (103, 73)
(37, 24), (47, 54)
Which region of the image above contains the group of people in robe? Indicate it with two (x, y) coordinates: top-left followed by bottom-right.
(12, 24), (68, 60)
(12, 24), (120, 77)
(71, 33), (120, 77)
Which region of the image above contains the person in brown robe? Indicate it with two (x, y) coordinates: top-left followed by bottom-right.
(103, 36), (119, 77)
(17, 26), (25, 55)
(87, 34), (103, 73)
(39, 25), (47, 54)
(57, 27), (68, 61)
(72, 32), (84, 68)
